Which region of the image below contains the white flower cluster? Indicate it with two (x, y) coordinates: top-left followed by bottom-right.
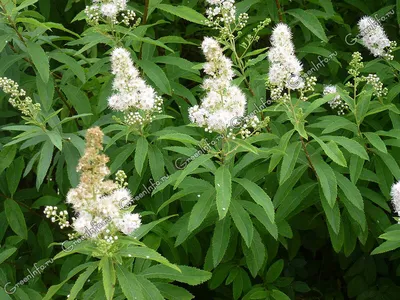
(205, 0), (248, 37)
(189, 37), (246, 133)
(109, 47), (163, 126)
(45, 128), (142, 245)
(85, 0), (135, 25)
(0, 77), (41, 118)
(323, 85), (348, 115)
(44, 206), (70, 229)
(358, 16), (396, 60)
(363, 74), (388, 98)
(206, 0), (236, 24)
(268, 23), (304, 90)
(391, 180), (400, 217)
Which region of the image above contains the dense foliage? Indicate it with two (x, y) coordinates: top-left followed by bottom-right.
(1, 0), (400, 299)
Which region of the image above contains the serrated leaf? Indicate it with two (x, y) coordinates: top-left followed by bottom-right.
(286, 9), (328, 42)
(336, 172), (364, 211)
(230, 200), (254, 247)
(36, 140), (53, 189)
(4, 199), (27, 240)
(26, 40), (49, 83)
(135, 137), (148, 176)
(233, 178), (275, 223)
(137, 60), (171, 95)
(212, 215), (231, 267)
(215, 164), (232, 219)
(157, 4), (207, 24)
(188, 189), (214, 232)
(116, 265), (144, 300)
(364, 132), (387, 153)
(310, 155), (337, 207)
(99, 257), (116, 300)
(68, 264), (97, 300)
(310, 133), (347, 167)
(141, 265), (211, 285)
(279, 142), (301, 184)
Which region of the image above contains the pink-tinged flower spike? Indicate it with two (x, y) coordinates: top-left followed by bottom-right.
(358, 16), (396, 60)
(391, 180), (400, 216)
(45, 127), (142, 246)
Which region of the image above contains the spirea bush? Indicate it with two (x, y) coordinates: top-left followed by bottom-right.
(1, 0), (400, 299)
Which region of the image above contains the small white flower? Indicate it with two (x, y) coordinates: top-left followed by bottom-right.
(114, 213), (142, 235)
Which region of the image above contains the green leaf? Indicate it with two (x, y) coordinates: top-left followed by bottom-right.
(136, 276), (164, 300)
(135, 137), (148, 176)
(310, 155), (337, 207)
(320, 136), (368, 160)
(36, 140), (53, 189)
(174, 154), (214, 189)
(15, 0), (38, 11)
(99, 257), (116, 300)
(6, 157), (24, 196)
(26, 40), (49, 83)
(118, 246), (180, 271)
(286, 9), (328, 42)
(110, 144), (135, 174)
(241, 201), (278, 239)
(266, 259), (284, 283)
(321, 188), (341, 234)
(43, 263), (98, 300)
(137, 60), (171, 95)
(271, 289), (290, 300)
(141, 265), (211, 285)
(212, 215), (231, 267)
(155, 282), (194, 300)
(148, 145), (165, 180)
(188, 189), (214, 232)
(0, 247), (17, 264)
(349, 155), (364, 184)
(243, 230), (265, 278)
(0, 145), (17, 176)
(335, 172), (364, 211)
(310, 133), (347, 167)
(49, 52), (86, 82)
(47, 130), (63, 151)
(215, 164), (232, 219)
(157, 133), (198, 145)
(233, 178), (275, 223)
(61, 85), (92, 125)
(116, 265), (144, 300)
(36, 75), (54, 112)
(4, 199), (28, 240)
(279, 142), (302, 184)
(364, 132), (387, 153)
(374, 150), (400, 179)
(230, 200), (254, 247)
(379, 230), (400, 241)
(68, 264), (97, 300)
(156, 4), (207, 24)
(371, 240), (400, 255)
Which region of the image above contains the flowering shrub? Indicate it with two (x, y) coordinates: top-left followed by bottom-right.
(0, 0), (400, 299)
